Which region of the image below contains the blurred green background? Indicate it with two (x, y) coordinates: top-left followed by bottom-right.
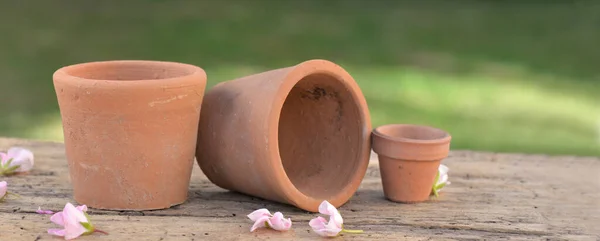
(0, 1), (598, 156)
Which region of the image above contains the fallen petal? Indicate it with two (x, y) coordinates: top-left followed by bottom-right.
(48, 202), (98, 240)
(310, 216), (342, 237)
(308, 216), (328, 230)
(250, 216), (270, 232)
(63, 203), (89, 223)
(0, 181), (6, 199)
(435, 164), (450, 192)
(247, 208), (271, 221)
(48, 228), (66, 237)
(6, 147), (34, 172)
(50, 211), (65, 226)
(37, 207), (55, 214)
(317, 200), (343, 228)
(268, 212), (292, 231)
(75, 205), (88, 212)
(0, 152), (7, 165)
(439, 164), (449, 175)
(317, 200), (336, 216)
(62, 212), (88, 240)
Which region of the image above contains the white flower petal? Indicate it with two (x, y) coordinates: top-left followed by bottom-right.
(439, 164), (449, 176)
(439, 173), (448, 185)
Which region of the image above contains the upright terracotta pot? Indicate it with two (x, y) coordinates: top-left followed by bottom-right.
(372, 124), (451, 203)
(196, 59), (371, 212)
(53, 60), (207, 210)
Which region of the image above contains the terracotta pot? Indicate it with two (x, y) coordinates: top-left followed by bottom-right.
(195, 59), (371, 212)
(53, 60), (207, 210)
(372, 124), (451, 203)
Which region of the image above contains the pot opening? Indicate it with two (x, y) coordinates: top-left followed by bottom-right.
(278, 73), (362, 200)
(62, 61), (197, 81)
(376, 124), (449, 142)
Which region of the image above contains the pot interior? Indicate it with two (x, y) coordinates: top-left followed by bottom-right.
(62, 61), (197, 81)
(376, 124), (449, 141)
(278, 73), (362, 199)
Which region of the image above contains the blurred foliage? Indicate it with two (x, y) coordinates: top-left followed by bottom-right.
(0, 0), (598, 156)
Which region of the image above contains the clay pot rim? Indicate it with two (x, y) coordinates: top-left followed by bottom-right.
(268, 59), (372, 210)
(373, 124), (451, 145)
(53, 60), (207, 87)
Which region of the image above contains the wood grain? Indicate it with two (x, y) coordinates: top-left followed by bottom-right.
(0, 137), (598, 240)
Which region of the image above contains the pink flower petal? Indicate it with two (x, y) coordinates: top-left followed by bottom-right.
(49, 203), (89, 240)
(268, 212), (292, 231)
(248, 209), (292, 232)
(48, 228), (66, 237)
(63, 219), (88, 239)
(0, 181), (7, 199)
(0, 152), (7, 165)
(6, 147), (34, 172)
(64, 223), (88, 240)
(250, 216), (270, 232)
(63, 203), (89, 223)
(37, 207), (55, 214)
(50, 211), (65, 226)
(309, 216), (328, 230)
(309, 216), (341, 237)
(75, 205), (88, 212)
(317, 200), (343, 228)
(247, 208), (271, 221)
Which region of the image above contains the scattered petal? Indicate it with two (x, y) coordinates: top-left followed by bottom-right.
(0, 147), (34, 175)
(250, 215), (270, 232)
(309, 201), (363, 237)
(310, 201), (344, 237)
(50, 211), (66, 226)
(0, 181), (6, 200)
(0, 153), (7, 165)
(269, 212), (292, 231)
(48, 228), (67, 237)
(247, 208), (292, 232)
(318, 200), (343, 228)
(247, 208), (270, 222)
(432, 164), (450, 197)
(48, 203), (102, 240)
(309, 216), (341, 237)
(75, 205), (88, 212)
(7, 147), (34, 172)
(37, 207), (55, 214)
(438, 164), (450, 186)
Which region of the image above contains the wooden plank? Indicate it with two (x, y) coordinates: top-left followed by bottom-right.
(0, 137), (598, 240)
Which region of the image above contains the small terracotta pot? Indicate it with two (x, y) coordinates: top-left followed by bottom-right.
(372, 124), (451, 203)
(196, 59), (371, 212)
(53, 60), (207, 210)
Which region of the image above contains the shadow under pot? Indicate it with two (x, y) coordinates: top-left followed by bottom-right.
(372, 124), (451, 203)
(53, 60), (207, 210)
(195, 59), (372, 212)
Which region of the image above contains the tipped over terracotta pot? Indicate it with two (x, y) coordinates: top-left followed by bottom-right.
(53, 60), (207, 210)
(372, 124), (451, 203)
(195, 59), (372, 212)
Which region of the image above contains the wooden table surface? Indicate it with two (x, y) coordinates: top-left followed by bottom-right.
(0, 137), (598, 241)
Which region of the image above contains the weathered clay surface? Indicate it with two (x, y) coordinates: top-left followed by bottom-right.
(196, 59), (372, 212)
(53, 60), (207, 210)
(1, 138), (599, 240)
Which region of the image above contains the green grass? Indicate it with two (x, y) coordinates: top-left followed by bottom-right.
(0, 0), (598, 156)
